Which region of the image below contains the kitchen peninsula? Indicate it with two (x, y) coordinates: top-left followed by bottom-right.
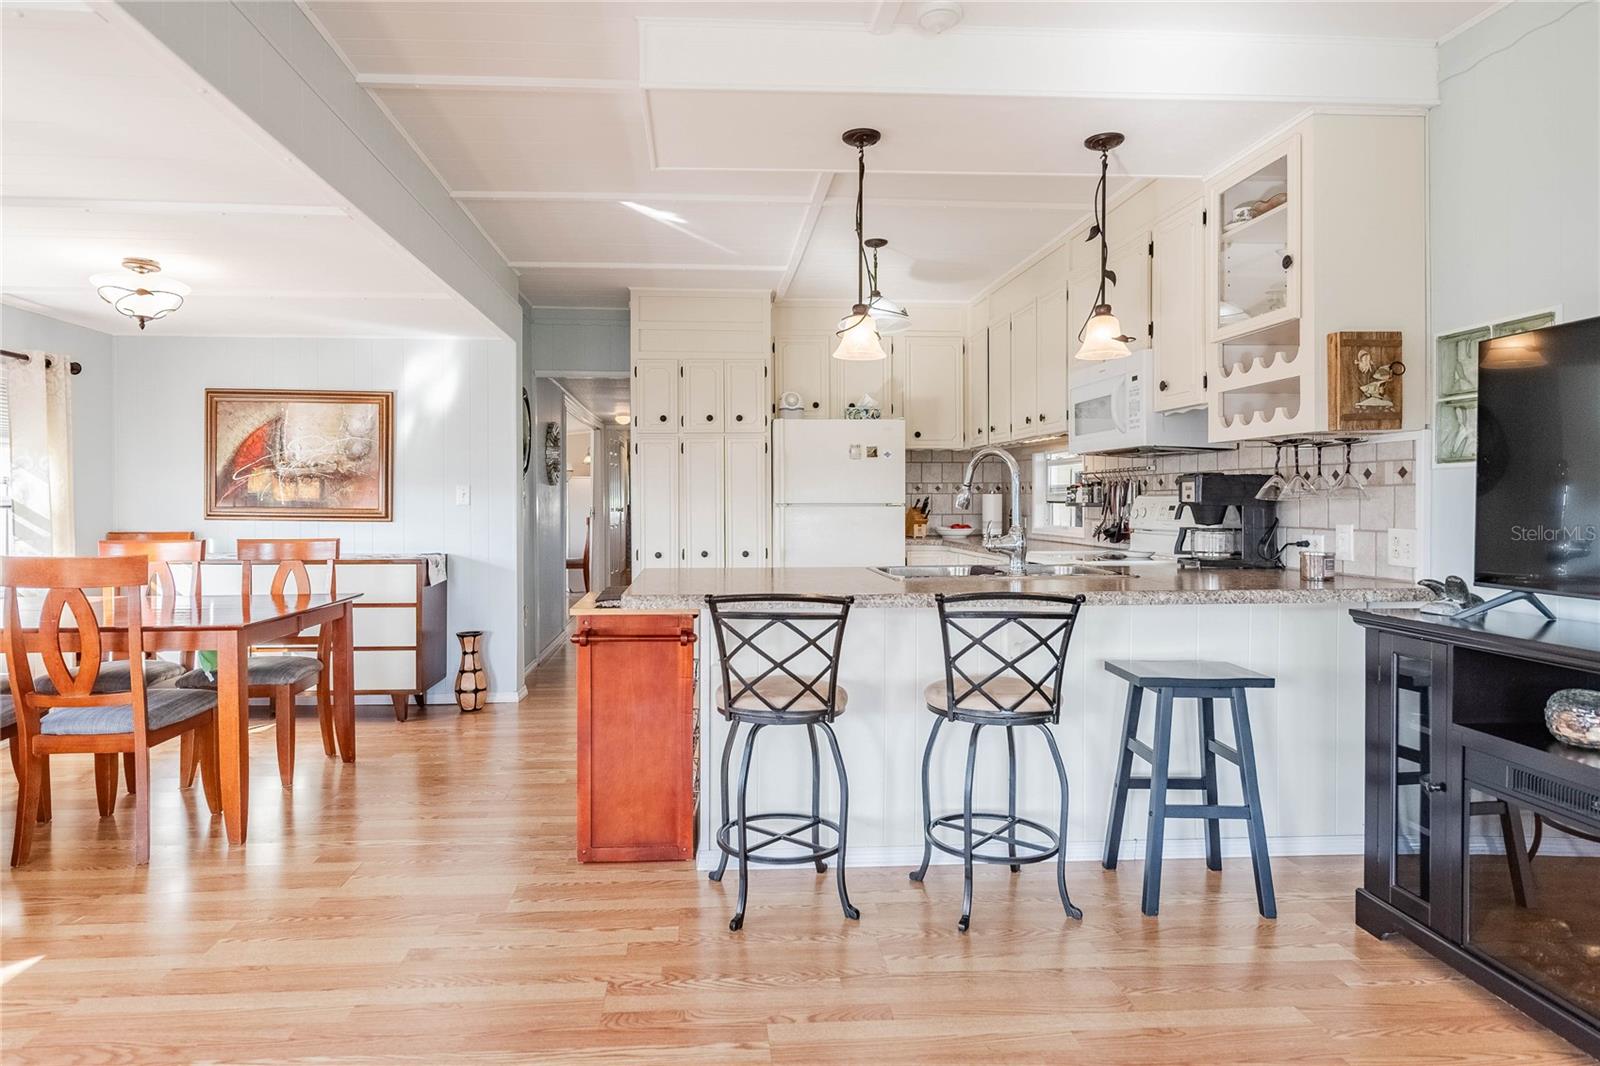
(594, 564), (1431, 869)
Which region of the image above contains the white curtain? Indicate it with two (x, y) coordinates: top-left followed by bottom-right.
(5, 352), (75, 556)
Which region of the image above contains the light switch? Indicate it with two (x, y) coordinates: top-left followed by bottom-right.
(455, 484), (471, 506)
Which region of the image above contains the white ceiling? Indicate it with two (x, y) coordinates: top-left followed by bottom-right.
(0, 3), (497, 338)
(307, 0), (1492, 311)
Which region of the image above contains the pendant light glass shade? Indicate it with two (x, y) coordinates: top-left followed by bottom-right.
(867, 295), (910, 335)
(832, 305), (887, 361)
(1077, 305), (1133, 361)
(90, 257), (189, 330)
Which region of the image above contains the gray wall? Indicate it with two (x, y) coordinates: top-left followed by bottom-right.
(1427, 0), (1600, 620)
(0, 304), (115, 552)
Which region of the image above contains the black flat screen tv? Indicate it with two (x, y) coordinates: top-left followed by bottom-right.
(1475, 315), (1600, 601)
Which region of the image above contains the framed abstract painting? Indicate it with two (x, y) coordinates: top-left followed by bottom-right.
(205, 389), (394, 520)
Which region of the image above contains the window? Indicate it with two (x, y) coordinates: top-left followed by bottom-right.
(1031, 450), (1084, 537)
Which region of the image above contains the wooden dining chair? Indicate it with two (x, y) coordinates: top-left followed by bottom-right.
(177, 538), (337, 790)
(1, 556), (221, 866)
(1, 642), (53, 834)
(103, 530), (197, 542)
(567, 515), (591, 593)
(98, 539), (205, 795)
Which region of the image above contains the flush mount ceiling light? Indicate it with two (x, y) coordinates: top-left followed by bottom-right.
(90, 257), (189, 330)
(833, 128), (888, 362)
(1076, 132), (1137, 361)
(861, 237), (911, 336)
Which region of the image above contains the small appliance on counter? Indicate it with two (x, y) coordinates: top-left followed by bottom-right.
(1173, 473), (1281, 569)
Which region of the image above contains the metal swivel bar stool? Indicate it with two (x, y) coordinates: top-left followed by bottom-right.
(1101, 659), (1277, 918)
(911, 592), (1088, 932)
(706, 594), (860, 932)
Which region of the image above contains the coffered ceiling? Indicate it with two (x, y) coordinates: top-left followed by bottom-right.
(307, 1), (1495, 310)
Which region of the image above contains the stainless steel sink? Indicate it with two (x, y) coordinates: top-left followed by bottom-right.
(872, 563), (1129, 580)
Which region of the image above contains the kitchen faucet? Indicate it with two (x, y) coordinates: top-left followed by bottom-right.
(954, 447), (1027, 574)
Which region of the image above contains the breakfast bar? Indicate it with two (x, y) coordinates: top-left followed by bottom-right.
(604, 565), (1431, 869)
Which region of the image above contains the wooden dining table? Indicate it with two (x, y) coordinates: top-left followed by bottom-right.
(9, 591), (360, 845)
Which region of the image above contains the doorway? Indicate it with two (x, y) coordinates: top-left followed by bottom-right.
(552, 375), (630, 597)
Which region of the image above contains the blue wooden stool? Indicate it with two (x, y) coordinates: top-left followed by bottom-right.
(1101, 659), (1277, 918)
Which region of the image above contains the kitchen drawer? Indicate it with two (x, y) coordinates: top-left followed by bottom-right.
(354, 649), (417, 690)
(335, 563), (421, 603)
(353, 606), (418, 648)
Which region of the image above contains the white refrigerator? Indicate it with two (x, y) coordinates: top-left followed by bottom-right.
(772, 419), (906, 567)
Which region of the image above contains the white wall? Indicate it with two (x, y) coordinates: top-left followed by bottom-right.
(0, 304), (116, 552)
(109, 335), (523, 700)
(1427, 0), (1600, 619)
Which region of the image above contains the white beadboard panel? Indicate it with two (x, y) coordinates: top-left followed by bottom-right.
(107, 334), (520, 702)
(697, 602), (1370, 868)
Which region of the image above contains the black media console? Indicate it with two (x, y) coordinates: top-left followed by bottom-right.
(1351, 607), (1600, 1058)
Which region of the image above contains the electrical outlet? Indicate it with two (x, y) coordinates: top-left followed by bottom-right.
(1335, 524), (1356, 562)
(1387, 528), (1416, 567)
(455, 484), (471, 506)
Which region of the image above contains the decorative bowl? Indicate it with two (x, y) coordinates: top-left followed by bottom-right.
(1544, 688), (1600, 750)
(934, 525), (977, 539)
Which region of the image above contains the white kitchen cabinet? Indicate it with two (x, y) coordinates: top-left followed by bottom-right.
(987, 316), (1013, 441)
(1065, 268), (1096, 365)
(899, 333), (963, 448)
(1106, 230), (1153, 350)
(1008, 302), (1039, 435)
(633, 359), (678, 432)
(1035, 287), (1069, 434)
(776, 336), (829, 416)
(964, 328), (988, 447)
(724, 359), (768, 432)
(632, 435), (679, 570)
(680, 360), (724, 434)
(1151, 198), (1207, 411)
(723, 436), (769, 566)
(831, 351), (894, 419)
(680, 437), (724, 565)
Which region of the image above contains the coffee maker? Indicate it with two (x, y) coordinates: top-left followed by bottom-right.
(1172, 473), (1281, 569)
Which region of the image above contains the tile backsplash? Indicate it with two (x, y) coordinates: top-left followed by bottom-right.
(908, 438), (1418, 582)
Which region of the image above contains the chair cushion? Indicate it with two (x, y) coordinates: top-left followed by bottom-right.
(925, 677), (1055, 716)
(1, 695), (13, 732)
(38, 687), (218, 736)
(716, 679), (847, 715)
(31, 659), (185, 695)
(175, 655), (323, 689)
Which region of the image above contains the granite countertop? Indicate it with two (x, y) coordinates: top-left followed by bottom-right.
(620, 564), (1433, 611)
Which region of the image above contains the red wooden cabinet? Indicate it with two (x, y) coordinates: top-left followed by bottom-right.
(572, 611), (698, 862)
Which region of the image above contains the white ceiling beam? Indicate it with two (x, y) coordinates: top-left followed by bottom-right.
(639, 20), (1439, 106)
(508, 262), (786, 271)
(356, 73), (637, 93)
(453, 191), (815, 204)
(820, 196), (1094, 212)
(4, 287), (453, 299)
(867, 2), (903, 35)
(2, 196), (347, 217)
(778, 174), (830, 299)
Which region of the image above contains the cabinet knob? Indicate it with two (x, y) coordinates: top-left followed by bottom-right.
(1024, 416), (1032, 424)
(1281, 253), (1294, 269)
(811, 401), (820, 409)
(700, 550), (709, 558)
(705, 414), (714, 422)
(990, 425), (996, 432)
(658, 414), (667, 422)
(1040, 412), (1047, 421)
(913, 431), (922, 439)
(1159, 380), (1169, 391)
(653, 551), (662, 559)
(735, 414), (744, 422)
(741, 550), (750, 558)
(1420, 776), (1446, 794)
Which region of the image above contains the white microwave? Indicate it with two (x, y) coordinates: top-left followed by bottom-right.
(1067, 349), (1211, 454)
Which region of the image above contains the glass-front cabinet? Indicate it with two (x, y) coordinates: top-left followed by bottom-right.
(1367, 632), (1460, 938)
(1210, 138), (1300, 341)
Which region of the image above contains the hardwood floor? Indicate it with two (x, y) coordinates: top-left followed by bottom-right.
(1, 645), (1590, 1064)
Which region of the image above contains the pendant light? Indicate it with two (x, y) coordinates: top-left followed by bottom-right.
(90, 257), (189, 330)
(1076, 132), (1136, 361)
(862, 237), (911, 335)
(833, 128), (887, 361)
